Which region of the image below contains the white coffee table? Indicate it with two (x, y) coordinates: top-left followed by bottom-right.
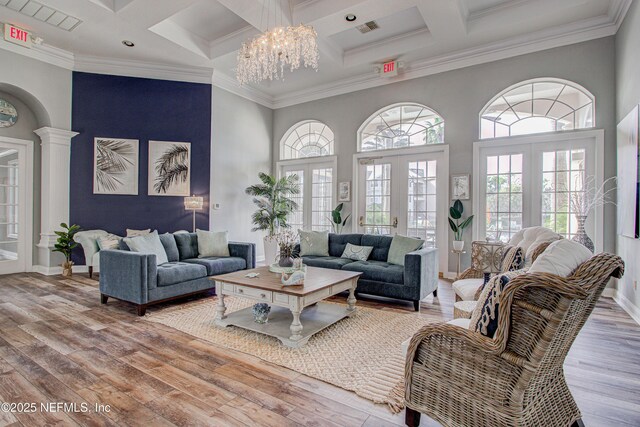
(211, 266), (361, 348)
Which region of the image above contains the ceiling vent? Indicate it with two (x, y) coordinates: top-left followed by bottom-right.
(356, 21), (379, 34)
(0, 0), (82, 31)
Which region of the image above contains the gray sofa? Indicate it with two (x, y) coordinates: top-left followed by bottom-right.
(99, 232), (255, 315)
(298, 233), (438, 311)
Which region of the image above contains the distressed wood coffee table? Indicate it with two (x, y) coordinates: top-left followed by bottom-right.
(211, 266), (361, 348)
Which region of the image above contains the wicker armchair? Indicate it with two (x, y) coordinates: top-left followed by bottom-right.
(404, 253), (624, 427)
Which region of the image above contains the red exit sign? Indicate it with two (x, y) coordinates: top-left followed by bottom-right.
(381, 60), (398, 77)
(4, 23), (32, 48)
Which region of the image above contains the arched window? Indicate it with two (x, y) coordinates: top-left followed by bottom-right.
(358, 103), (444, 152)
(480, 78), (595, 139)
(280, 120), (334, 160)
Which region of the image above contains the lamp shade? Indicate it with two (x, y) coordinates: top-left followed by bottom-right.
(184, 195), (203, 211)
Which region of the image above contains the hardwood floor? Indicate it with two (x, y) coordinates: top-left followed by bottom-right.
(0, 272), (639, 426)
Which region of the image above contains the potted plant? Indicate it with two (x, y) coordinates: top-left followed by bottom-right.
(448, 199), (473, 251)
(53, 223), (81, 277)
(328, 203), (351, 234)
(245, 172), (300, 265)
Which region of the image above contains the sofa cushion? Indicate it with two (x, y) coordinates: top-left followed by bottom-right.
(126, 228), (151, 237)
(97, 234), (122, 250)
(124, 231), (169, 265)
(341, 243), (373, 261)
(299, 230), (330, 256)
(156, 262), (207, 287)
(387, 235), (424, 266)
(174, 232), (198, 260)
(160, 233), (180, 262)
(328, 234), (363, 257)
(183, 257), (246, 276)
(361, 235), (393, 262)
(342, 260), (404, 284)
(301, 256), (355, 270)
(196, 229), (230, 257)
(529, 239), (592, 277)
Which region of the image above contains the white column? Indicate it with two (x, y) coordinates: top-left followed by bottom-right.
(34, 127), (78, 270)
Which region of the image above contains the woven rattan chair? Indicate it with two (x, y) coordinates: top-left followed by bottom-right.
(404, 253), (624, 427)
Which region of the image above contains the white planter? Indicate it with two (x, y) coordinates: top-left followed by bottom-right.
(453, 240), (465, 251)
(263, 236), (278, 265)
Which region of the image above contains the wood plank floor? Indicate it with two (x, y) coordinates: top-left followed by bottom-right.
(0, 272), (639, 427)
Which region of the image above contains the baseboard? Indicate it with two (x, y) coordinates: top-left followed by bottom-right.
(610, 288), (640, 326)
(31, 264), (89, 276)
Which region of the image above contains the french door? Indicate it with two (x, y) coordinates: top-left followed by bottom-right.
(475, 131), (602, 250)
(280, 158), (336, 231)
(355, 148), (448, 264)
(0, 138), (33, 275)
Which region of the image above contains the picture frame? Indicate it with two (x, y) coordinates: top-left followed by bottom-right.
(148, 140), (191, 196)
(93, 137), (139, 195)
(451, 174), (470, 200)
(338, 181), (351, 202)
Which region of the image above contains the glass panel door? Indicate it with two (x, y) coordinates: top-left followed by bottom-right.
(0, 142), (28, 275)
(311, 167), (333, 231)
(284, 169), (304, 231)
(406, 159), (437, 245)
(362, 162), (392, 234)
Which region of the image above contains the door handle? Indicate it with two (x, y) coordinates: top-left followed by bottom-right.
(359, 215), (399, 228)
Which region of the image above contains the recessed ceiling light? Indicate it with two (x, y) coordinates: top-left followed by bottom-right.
(345, 14), (356, 22)
(122, 40), (134, 47)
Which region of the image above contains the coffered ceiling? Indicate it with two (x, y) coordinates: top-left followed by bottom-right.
(0, 0), (632, 108)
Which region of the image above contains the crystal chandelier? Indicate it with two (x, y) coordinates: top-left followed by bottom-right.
(236, 2), (319, 85)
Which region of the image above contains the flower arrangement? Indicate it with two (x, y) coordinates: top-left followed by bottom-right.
(252, 303), (271, 324)
(275, 230), (298, 267)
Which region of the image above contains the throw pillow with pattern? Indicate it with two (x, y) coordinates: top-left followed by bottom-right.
(501, 246), (524, 272)
(341, 243), (374, 261)
(97, 234), (122, 250)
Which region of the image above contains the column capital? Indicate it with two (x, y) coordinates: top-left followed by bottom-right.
(34, 127), (79, 146)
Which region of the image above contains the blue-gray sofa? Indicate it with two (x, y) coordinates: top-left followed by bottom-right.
(298, 233), (438, 311)
(99, 232), (255, 315)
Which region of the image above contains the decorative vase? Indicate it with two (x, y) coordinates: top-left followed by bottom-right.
(453, 240), (464, 251)
(263, 236), (278, 265)
(62, 261), (73, 277)
(278, 250), (294, 268)
(252, 303), (270, 324)
(572, 215), (594, 253)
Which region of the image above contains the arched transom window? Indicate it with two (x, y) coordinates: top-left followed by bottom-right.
(359, 103), (444, 152)
(281, 120), (334, 160)
(480, 78), (595, 139)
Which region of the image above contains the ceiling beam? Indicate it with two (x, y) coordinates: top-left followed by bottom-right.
(148, 19), (210, 59)
(209, 26), (260, 61)
(344, 28), (433, 68)
(416, 0), (467, 40)
(216, 0), (292, 31)
(116, 0), (200, 28)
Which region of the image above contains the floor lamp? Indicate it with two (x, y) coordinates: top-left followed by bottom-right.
(184, 195), (203, 232)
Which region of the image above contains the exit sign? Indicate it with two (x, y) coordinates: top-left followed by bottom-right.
(4, 23), (31, 48)
(380, 60), (398, 77)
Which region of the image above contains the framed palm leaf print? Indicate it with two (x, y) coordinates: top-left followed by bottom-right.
(93, 137), (139, 195)
(148, 140), (191, 196)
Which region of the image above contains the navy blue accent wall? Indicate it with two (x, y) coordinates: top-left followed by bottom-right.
(70, 72), (211, 263)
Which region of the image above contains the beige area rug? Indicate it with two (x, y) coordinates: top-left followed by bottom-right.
(145, 297), (434, 412)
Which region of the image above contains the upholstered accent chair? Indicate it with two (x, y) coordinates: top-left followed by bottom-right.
(75, 229), (109, 278)
(453, 227), (562, 302)
(404, 252), (624, 427)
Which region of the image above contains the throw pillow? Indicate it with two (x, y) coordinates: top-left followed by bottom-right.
(159, 233), (180, 262)
(500, 246), (524, 272)
(387, 235), (423, 266)
(529, 239), (592, 277)
(97, 234), (122, 250)
(126, 228), (151, 237)
(341, 243), (374, 261)
(123, 230), (169, 265)
(473, 274), (511, 338)
(196, 229), (230, 257)
(299, 230), (330, 257)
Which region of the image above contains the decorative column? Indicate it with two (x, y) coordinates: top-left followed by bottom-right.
(34, 127), (78, 271)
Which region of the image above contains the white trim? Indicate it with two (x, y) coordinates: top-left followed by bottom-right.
(606, 288), (640, 326)
(356, 102), (445, 153)
(0, 39), (75, 70)
(279, 120), (335, 161)
(212, 70), (273, 108)
(32, 264), (62, 276)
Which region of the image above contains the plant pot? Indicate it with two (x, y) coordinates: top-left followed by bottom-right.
(62, 261), (73, 277)
(263, 236), (278, 265)
(452, 240), (464, 251)
(278, 254), (294, 268)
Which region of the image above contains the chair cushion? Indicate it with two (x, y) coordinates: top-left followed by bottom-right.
(446, 318), (471, 329)
(387, 235), (424, 266)
(124, 231), (169, 265)
(97, 234), (122, 250)
(328, 234), (363, 257)
(508, 227), (562, 266)
(174, 232), (199, 260)
(182, 257), (246, 276)
(452, 278), (484, 301)
(160, 233), (180, 262)
(341, 243), (374, 261)
(299, 230), (330, 256)
(529, 239), (592, 277)
(156, 262), (207, 287)
(301, 256), (355, 270)
(342, 260), (404, 284)
(361, 235), (393, 262)
(196, 229), (230, 257)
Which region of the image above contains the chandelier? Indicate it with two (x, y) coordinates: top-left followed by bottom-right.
(236, 1), (319, 85)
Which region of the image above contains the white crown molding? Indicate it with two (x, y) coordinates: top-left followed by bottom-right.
(74, 55), (214, 84)
(270, 14), (620, 109)
(609, 0), (634, 30)
(0, 39), (75, 70)
(212, 70), (274, 108)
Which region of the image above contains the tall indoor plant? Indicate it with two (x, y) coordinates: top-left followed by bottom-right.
(246, 172), (300, 264)
(448, 199), (473, 251)
(53, 223), (80, 277)
(328, 203), (351, 234)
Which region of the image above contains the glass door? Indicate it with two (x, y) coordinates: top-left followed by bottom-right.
(0, 141), (29, 275)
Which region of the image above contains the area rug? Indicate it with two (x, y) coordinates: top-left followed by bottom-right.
(145, 297), (434, 412)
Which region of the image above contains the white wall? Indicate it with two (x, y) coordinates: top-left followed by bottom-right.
(273, 37), (617, 272)
(615, 0), (640, 322)
(211, 87), (273, 260)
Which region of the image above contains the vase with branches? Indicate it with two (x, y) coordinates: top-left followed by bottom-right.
(53, 223), (80, 277)
(568, 176), (616, 252)
(154, 144), (189, 194)
(245, 172), (300, 264)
